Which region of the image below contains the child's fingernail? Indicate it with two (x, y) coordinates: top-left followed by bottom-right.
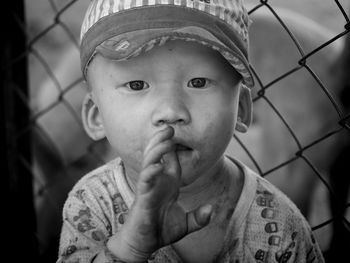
(165, 125), (174, 133)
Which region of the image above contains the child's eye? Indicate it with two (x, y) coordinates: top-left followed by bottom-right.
(126, 80), (149, 91)
(188, 78), (207, 88)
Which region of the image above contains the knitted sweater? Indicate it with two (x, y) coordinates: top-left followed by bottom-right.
(57, 157), (324, 263)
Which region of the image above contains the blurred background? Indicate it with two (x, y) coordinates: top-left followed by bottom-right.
(2, 0), (349, 262)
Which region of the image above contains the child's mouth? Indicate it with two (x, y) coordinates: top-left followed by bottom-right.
(175, 143), (192, 152)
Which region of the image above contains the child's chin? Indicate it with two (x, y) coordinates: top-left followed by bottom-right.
(177, 148), (200, 163)
(178, 165), (200, 187)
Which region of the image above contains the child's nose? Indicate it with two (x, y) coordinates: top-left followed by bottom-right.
(151, 91), (191, 127)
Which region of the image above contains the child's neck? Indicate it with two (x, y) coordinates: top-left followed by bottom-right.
(177, 156), (242, 212)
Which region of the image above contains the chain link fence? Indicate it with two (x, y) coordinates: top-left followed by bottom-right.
(3, 0), (349, 262)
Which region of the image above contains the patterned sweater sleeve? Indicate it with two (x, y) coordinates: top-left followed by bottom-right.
(285, 215), (325, 263)
(251, 179), (325, 263)
(56, 168), (129, 263)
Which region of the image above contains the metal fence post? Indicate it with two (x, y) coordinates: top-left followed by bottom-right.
(1, 1), (38, 261)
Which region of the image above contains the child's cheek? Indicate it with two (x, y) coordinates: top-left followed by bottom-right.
(201, 115), (234, 154)
(107, 119), (144, 168)
(125, 137), (145, 167)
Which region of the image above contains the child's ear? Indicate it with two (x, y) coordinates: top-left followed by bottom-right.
(235, 84), (252, 133)
(82, 92), (106, 140)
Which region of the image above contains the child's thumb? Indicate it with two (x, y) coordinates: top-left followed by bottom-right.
(186, 204), (213, 234)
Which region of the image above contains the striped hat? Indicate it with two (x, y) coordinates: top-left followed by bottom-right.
(80, 0), (254, 87)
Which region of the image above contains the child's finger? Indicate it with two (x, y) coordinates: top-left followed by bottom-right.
(186, 204), (213, 234)
(137, 163), (164, 195)
(142, 140), (175, 168)
(143, 126), (174, 158)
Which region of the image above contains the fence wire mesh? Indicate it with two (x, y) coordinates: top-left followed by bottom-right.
(4, 0), (350, 262)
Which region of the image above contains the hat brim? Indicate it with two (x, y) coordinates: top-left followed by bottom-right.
(80, 5), (254, 87)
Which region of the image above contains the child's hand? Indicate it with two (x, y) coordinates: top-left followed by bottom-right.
(107, 126), (213, 262)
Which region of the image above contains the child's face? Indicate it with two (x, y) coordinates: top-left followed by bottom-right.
(86, 40), (243, 186)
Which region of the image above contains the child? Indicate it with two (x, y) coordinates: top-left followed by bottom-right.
(57, 0), (324, 262)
